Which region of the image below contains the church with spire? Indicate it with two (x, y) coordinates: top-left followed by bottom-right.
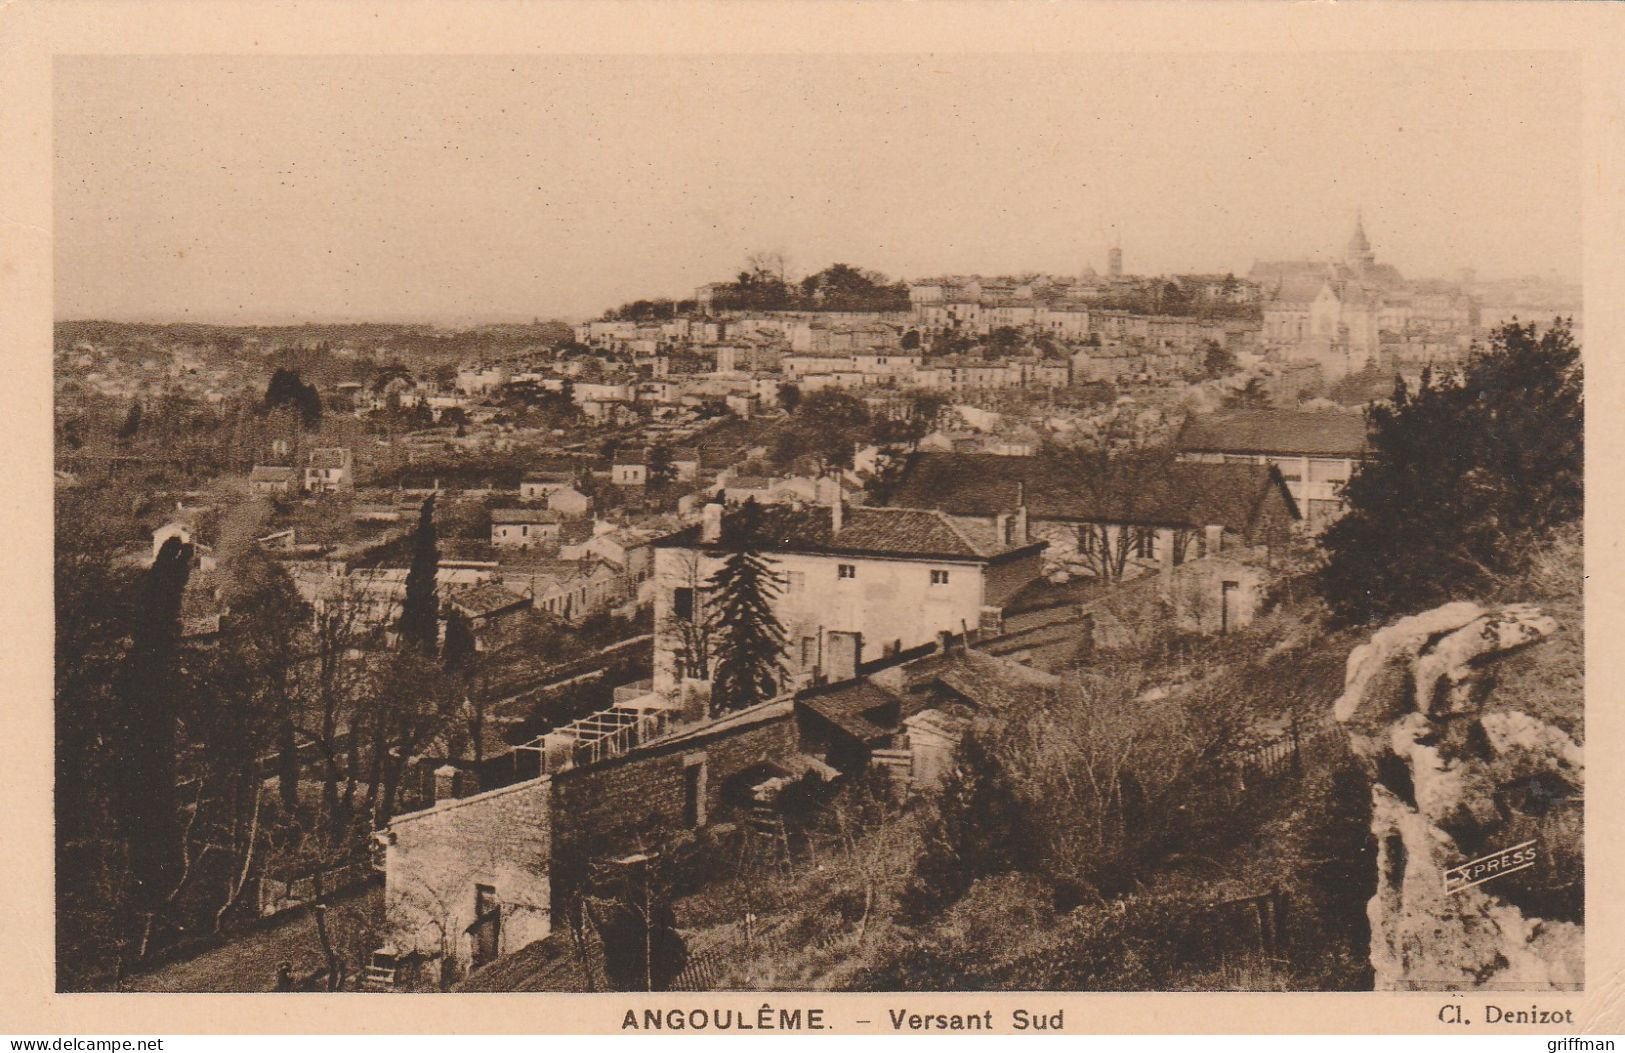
(1250, 210), (1473, 380)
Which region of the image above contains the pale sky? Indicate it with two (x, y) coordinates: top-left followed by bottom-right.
(54, 52), (1582, 324)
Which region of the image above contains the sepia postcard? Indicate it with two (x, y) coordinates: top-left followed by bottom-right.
(3, 0), (1625, 1038)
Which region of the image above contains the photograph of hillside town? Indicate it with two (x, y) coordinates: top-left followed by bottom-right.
(53, 53), (1583, 996)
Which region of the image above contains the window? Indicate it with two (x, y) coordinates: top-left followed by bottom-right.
(673, 586), (694, 621)
(1077, 526), (1098, 556)
(1133, 529), (1157, 560)
(930, 569), (951, 586)
(837, 564), (856, 580)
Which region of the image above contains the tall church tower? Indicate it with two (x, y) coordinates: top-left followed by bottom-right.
(1107, 239), (1123, 279)
(1346, 210), (1376, 274)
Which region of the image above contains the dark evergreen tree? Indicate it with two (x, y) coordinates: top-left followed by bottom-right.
(774, 389), (870, 470)
(442, 610), (476, 678)
(400, 494), (440, 657)
(1223, 376), (1272, 409)
(900, 728), (1033, 922)
(1202, 339), (1237, 379)
(407, 398), (435, 430)
(55, 490), (142, 987)
(645, 443), (676, 489)
(706, 499), (787, 712)
(113, 535), (193, 914)
(117, 400), (142, 440)
(1319, 319), (1582, 623)
(263, 367), (322, 428)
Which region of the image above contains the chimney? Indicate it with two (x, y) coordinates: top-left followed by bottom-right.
(995, 512), (1011, 546)
(1013, 481), (1029, 545)
(542, 732), (576, 772)
(701, 502), (724, 544)
(826, 631), (862, 682)
(432, 764), (461, 803)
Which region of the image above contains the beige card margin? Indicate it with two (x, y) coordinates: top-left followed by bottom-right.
(2, 0), (1623, 1036)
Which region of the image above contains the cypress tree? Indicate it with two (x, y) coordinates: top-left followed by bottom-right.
(117, 400), (142, 440)
(114, 535), (193, 912)
(442, 610), (476, 678)
(400, 494), (440, 657)
(900, 728), (1032, 921)
(706, 499), (787, 713)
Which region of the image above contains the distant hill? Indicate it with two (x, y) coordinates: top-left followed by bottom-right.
(54, 319), (575, 358)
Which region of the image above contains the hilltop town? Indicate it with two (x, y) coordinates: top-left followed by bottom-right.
(54, 220), (1583, 994)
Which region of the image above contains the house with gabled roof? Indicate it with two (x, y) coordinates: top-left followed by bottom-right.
(518, 470), (576, 502)
(650, 497), (1045, 694)
(445, 583), (533, 651)
(249, 464), (298, 496)
(610, 447), (647, 486)
(884, 450), (1298, 578)
(1175, 409), (1367, 533)
(490, 507), (562, 549)
(304, 447), (354, 493)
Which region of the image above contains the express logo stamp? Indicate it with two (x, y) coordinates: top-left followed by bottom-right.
(1444, 840), (1539, 895)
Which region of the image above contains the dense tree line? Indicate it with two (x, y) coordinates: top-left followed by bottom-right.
(55, 487), (473, 988)
(600, 298), (699, 322)
(701, 259), (910, 314)
(1318, 319), (1582, 623)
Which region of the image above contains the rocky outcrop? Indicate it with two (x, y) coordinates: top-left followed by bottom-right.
(1334, 602), (1583, 991)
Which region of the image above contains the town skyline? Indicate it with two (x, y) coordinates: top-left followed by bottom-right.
(55, 52), (1581, 326)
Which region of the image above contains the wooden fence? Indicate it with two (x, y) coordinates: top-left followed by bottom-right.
(1206, 886), (1291, 958)
(1233, 724), (1340, 789)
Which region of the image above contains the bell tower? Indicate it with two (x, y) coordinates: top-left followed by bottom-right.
(1347, 209), (1376, 273)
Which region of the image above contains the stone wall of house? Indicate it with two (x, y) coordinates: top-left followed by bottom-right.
(1166, 556), (1267, 634)
(1334, 602), (1582, 990)
(983, 547), (1046, 608)
(548, 702), (800, 908)
(381, 775), (554, 968)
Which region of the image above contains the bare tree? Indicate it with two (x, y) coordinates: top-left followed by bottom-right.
(296, 575), (389, 847)
(998, 662), (1259, 898)
(660, 550), (717, 682)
